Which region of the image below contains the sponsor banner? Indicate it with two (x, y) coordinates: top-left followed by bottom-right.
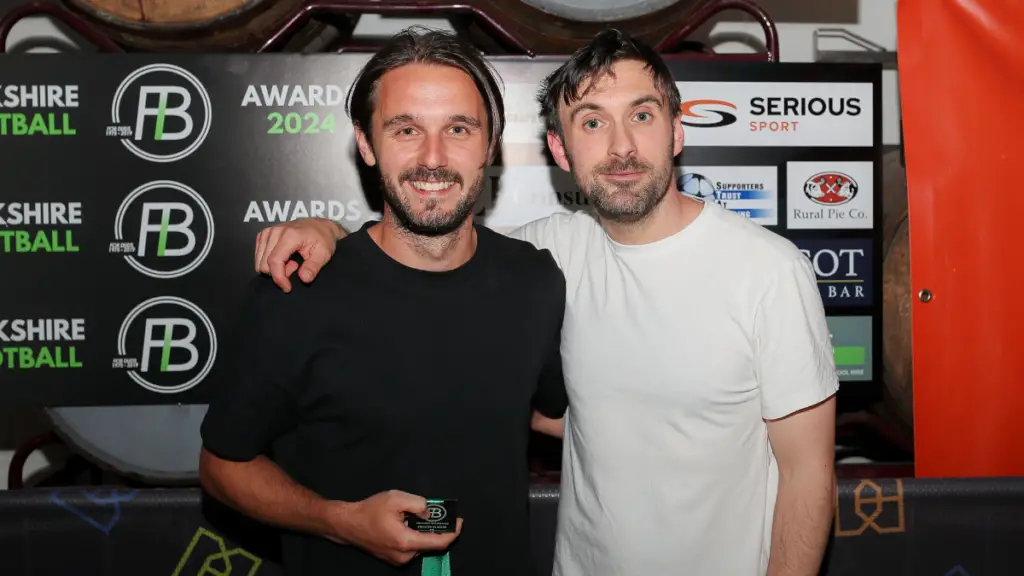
(0, 83), (79, 136)
(795, 238), (874, 307)
(787, 161), (874, 230)
(109, 180), (214, 279)
(677, 165), (778, 226)
(0, 54), (881, 405)
(0, 201), (83, 254)
(827, 316), (873, 381)
(503, 83), (546, 145)
(106, 64), (213, 163)
(677, 81), (873, 147)
(481, 166), (583, 229)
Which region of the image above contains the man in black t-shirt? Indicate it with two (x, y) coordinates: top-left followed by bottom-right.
(198, 29), (567, 576)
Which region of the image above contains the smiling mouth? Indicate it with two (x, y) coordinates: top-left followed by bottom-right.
(409, 180), (456, 193)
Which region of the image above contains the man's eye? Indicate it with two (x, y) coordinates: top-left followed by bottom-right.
(635, 112), (651, 122)
(584, 119), (601, 130)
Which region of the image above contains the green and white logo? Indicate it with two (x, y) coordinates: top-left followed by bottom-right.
(827, 315), (872, 381)
(0, 318), (85, 370)
(108, 64), (212, 163)
(115, 296), (217, 394)
(240, 84), (341, 135)
(0, 202), (82, 254)
(111, 180), (214, 279)
(0, 84), (78, 136)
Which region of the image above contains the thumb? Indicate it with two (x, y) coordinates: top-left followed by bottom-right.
(392, 492), (428, 515)
(298, 260), (323, 283)
(297, 245), (329, 283)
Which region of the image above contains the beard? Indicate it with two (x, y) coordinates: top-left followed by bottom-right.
(380, 165), (483, 237)
(569, 147), (674, 224)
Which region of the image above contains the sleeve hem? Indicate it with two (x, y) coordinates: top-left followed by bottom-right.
(762, 379), (840, 421)
(201, 440), (263, 464)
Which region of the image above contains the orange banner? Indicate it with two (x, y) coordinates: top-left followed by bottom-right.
(898, 0), (1024, 477)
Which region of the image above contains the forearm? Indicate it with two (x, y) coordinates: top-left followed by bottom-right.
(199, 449), (345, 541)
(766, 465), (835, 576)
(531, 411), (564, 438)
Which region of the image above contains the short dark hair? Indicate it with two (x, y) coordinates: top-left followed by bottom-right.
(537, 29), (681, 139)
(346, 26), (505, 157)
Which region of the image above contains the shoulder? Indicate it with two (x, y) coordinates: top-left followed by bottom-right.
(697, 203), (816, 304)
(702, 203), (806, 269)
(478, 226), (566, 300)
(506, 211), (603, 257)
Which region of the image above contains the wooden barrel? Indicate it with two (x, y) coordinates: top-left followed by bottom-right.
(62, 0), (718, 55)
(880, 150), (913, 433)
(63, 0), (340, 52)
(466, 0), (713, 55)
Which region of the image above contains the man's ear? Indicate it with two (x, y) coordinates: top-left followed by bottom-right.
(546, 130), (571, 173)
(672, 111), (685, 157)
(354, 125), (377, 167)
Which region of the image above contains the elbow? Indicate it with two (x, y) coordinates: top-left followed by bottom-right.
(198, 448), (228, 497)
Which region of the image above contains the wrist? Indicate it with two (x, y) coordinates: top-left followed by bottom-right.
(328, 219), (347, 240)
(322, 500), (359, 544)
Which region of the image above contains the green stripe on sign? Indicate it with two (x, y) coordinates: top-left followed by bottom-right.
(834, 346), (866, 365)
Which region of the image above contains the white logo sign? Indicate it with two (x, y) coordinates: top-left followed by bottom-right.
(678, 165), (778, 226)
(426, 503), (447, 522)
(116, 296), (217, 394)
(113, 180), (215, 279)
(481, 166), (584, 229)
(676, 81), (873, 147)
(787, 161), (874, 229)
(109, 64), (212, 163)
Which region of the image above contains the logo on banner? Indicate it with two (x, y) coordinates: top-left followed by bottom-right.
(0, 84), (79, 136)
(479, 166), (581, 229)
(0, 202), (83, 253)
(834, 478), (905, 537)
(172, 527), (262, 576)
(110, 180), (214, 279)
(115, 296), (217, 394)
(796, 239), (873, 306)
(787, 161), (874, 230)
(240, 84), (342, 135)
(675, 82), (873, 147)
(680, 99), (738, 128)
(804, 172), (858, 206)
(826, 316), (872, 381)
(678, 166), (778, 226)
(0, 318), (85, 370)
(243, 199), (364, 224)
(107, 64), (212, 163)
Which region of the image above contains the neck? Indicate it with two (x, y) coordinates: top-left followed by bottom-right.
(600, 185), (705, 246)
(372, 210), (478, 272)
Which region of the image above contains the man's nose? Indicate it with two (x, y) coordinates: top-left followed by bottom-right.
(418, 132), (448, 169)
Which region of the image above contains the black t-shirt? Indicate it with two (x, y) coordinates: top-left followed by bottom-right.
(200, 222), (567, 576)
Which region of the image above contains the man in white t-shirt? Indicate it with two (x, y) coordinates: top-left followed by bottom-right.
(248, 29), (838, 576)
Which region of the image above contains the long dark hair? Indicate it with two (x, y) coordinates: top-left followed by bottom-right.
(346, 26), (506, 159)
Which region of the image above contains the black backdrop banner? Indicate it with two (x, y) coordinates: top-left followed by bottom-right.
(0, 55), (882, 407)
(0, 478), (1018, 576)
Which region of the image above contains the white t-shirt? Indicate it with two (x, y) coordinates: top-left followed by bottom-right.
(508, 200), (839, 576)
